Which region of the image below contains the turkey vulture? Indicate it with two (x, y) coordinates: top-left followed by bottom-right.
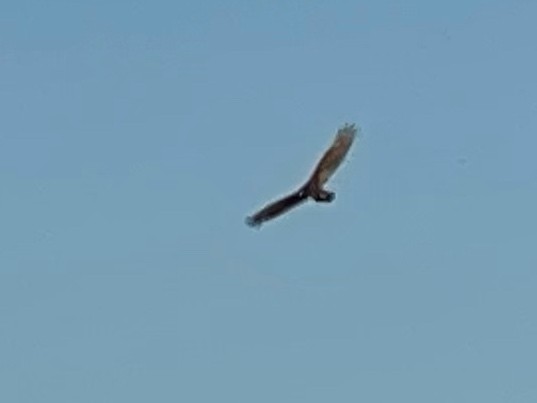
(245, 123), (357, 228)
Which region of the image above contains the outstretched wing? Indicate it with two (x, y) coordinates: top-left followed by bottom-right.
(245, 189), (308, 228)
(309, 123), (357, 187)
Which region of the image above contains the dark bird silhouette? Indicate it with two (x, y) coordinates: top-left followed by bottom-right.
(246, 123), (357, 228)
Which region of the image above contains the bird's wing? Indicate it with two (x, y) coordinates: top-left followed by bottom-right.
(246, 189), (308, 228)
(309, 123), (357, 187)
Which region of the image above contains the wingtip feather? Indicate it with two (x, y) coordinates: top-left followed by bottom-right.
(338, 122), (358, 137)
(245, 216), (262, 228)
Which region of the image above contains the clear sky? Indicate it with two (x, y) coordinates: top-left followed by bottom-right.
(1, 1), (536, 402)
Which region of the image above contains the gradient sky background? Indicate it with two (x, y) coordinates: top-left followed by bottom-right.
(1, 1), (536, 402)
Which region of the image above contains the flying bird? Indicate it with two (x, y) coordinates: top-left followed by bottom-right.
(245, 123), (357, 228)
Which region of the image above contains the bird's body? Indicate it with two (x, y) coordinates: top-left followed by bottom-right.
(246, 123), (357, 228)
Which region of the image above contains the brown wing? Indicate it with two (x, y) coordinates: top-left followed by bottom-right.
(309, 123), (357, 187)
(245, 188), (308, 228)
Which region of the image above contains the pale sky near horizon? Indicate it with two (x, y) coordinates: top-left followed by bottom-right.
(1, 1), (537, 402)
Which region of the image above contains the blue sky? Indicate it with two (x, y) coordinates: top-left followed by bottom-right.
(1, 1), (536, 402)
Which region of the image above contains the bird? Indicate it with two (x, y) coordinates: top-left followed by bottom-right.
(245, 123), (357, 228)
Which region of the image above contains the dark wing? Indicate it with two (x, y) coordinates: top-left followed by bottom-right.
(309, 123), (357, 187)
(245, 189), (308, 228)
